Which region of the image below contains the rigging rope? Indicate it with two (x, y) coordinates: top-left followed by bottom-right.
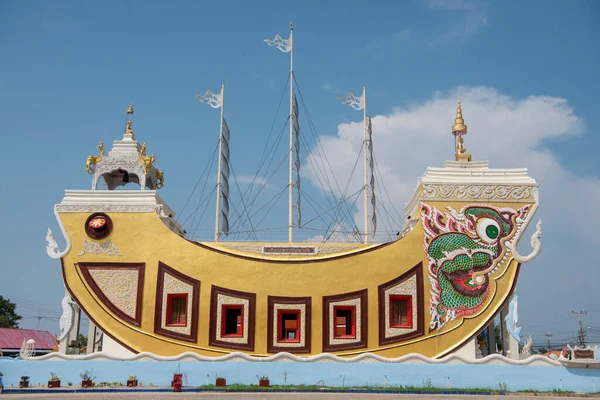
(177, 141), (219, 226)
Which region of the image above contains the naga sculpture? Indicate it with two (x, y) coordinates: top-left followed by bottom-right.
(19, 339), (36, 359)
(421, 203), (540, 331)
(46, 205), (72, 259)
(57, 293), (77, 341)
(505, 294), (521, 341)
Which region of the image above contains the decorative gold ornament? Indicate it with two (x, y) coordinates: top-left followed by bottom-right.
(452, 100), (472, 162)
(156, 169), (164, 189)
(140, 154), (155, 174)
(140, 142), (147, 156)
(85, 155), (102, 174)
(456, 135), (472, 162)
(127, 103), (134, 114)
(126, 119), (134, 135)
(98, 142), (105, 156)
(452, 99), (467, 136)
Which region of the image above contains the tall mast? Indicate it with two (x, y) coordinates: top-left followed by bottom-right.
(196, 83), (227, 241)
(288, 22), (294, 243)
(215, 82), (225, 241)
(337, 85), (373, 244)
(264, 24), (296, 243)
(362, 85), (368, 244)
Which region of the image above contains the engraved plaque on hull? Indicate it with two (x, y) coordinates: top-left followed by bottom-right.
(262, 246), (318, 255)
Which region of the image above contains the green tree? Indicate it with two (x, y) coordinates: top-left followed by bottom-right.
(0, 295), (22, 328)
(494, 325), (503, 351)
(77, 334), (87, 348)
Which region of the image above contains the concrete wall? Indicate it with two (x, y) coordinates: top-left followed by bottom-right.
(0, 358), (598, 393)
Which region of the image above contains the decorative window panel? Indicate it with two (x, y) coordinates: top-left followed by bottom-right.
(333, 306), (356, 338)
(390, 295), (412, 328)
(378, 262), (424, 345)
(79, 262), (145, 327)
(267, 296), (311, 354)
(166, 293), (188, 326)
(322, 289), (367, 352)
(154, 262), (200, 343)
(209, 286), (255, 351)
(221, 304), (244, 337)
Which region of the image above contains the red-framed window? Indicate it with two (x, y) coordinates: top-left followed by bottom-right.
(333, 306), (356, 338)
(277, 309), (300, 343)
(166, 293), (188, 326)
(389, 295), (412, 328)
(221, 304), (244, 337)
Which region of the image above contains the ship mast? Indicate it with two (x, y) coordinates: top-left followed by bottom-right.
(288, 22), (294, 243)
(338, 85), (374, 244)
(195, 83), (228, 241)
(362, 85), (368, 244)
(215, 82), (225, 241)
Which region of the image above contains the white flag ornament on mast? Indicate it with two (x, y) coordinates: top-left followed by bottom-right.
(264, 34), (292, 53)
(195, 89), (223, 109)
(338, 91), (365, 111)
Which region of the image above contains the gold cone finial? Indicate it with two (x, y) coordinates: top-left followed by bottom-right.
(127, 103), (134, 114)
(452, 99), (467, 136)
(453, 99), (471, 162)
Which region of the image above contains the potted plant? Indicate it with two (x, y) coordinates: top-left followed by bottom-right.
(172, 373), (182, 392)
(48, 372), (61, 388)
(127, 375), (138, 387)
(215, 377), (226, 387)
(80, 369), (95, 388)
(19, 376), (29, 388)
(258, 375), (269, 387)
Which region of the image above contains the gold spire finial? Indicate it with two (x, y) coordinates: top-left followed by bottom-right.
(452, 99), (467, 136)
(127, 103), (134, 114)
(290, 21), (293, 30)
(452, 99), (471, 162)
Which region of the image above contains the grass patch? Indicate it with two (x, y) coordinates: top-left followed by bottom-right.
(194, 383), (504, 393)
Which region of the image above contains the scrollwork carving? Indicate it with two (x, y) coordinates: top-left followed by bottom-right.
(422, 184), (535, 201)
(56, 204), (159, 213)
(79, 239), (123, 256)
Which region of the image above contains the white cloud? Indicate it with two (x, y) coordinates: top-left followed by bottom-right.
(321, 82), (342, 95)
(265, 78), (277, 90)
(321, 82), (334, 91)
(304, 222), (361, 243)
(426, 0), (489, 45)
(234, 174), (272, 189)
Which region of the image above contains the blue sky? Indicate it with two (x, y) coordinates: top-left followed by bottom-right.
(1, 0), (599, 350)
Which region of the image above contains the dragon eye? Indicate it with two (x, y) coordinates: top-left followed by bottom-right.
(476, 218), (501, 243)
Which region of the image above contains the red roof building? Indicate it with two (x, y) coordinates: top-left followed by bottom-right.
(0, 328), (57, 356)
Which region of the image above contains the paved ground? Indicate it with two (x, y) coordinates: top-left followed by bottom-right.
(2, 393), (595, 400)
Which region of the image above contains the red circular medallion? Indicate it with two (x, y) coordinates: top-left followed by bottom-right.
(84, 213), (113, 240)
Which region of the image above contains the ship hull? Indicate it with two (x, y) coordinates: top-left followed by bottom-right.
(57, 192), (532, 359)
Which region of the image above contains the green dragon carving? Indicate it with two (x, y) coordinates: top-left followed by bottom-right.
(421, 202), (540, 331)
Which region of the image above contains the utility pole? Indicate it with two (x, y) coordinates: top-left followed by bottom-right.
(544, 333), (552, 352)
(572, 310), (588, 346)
